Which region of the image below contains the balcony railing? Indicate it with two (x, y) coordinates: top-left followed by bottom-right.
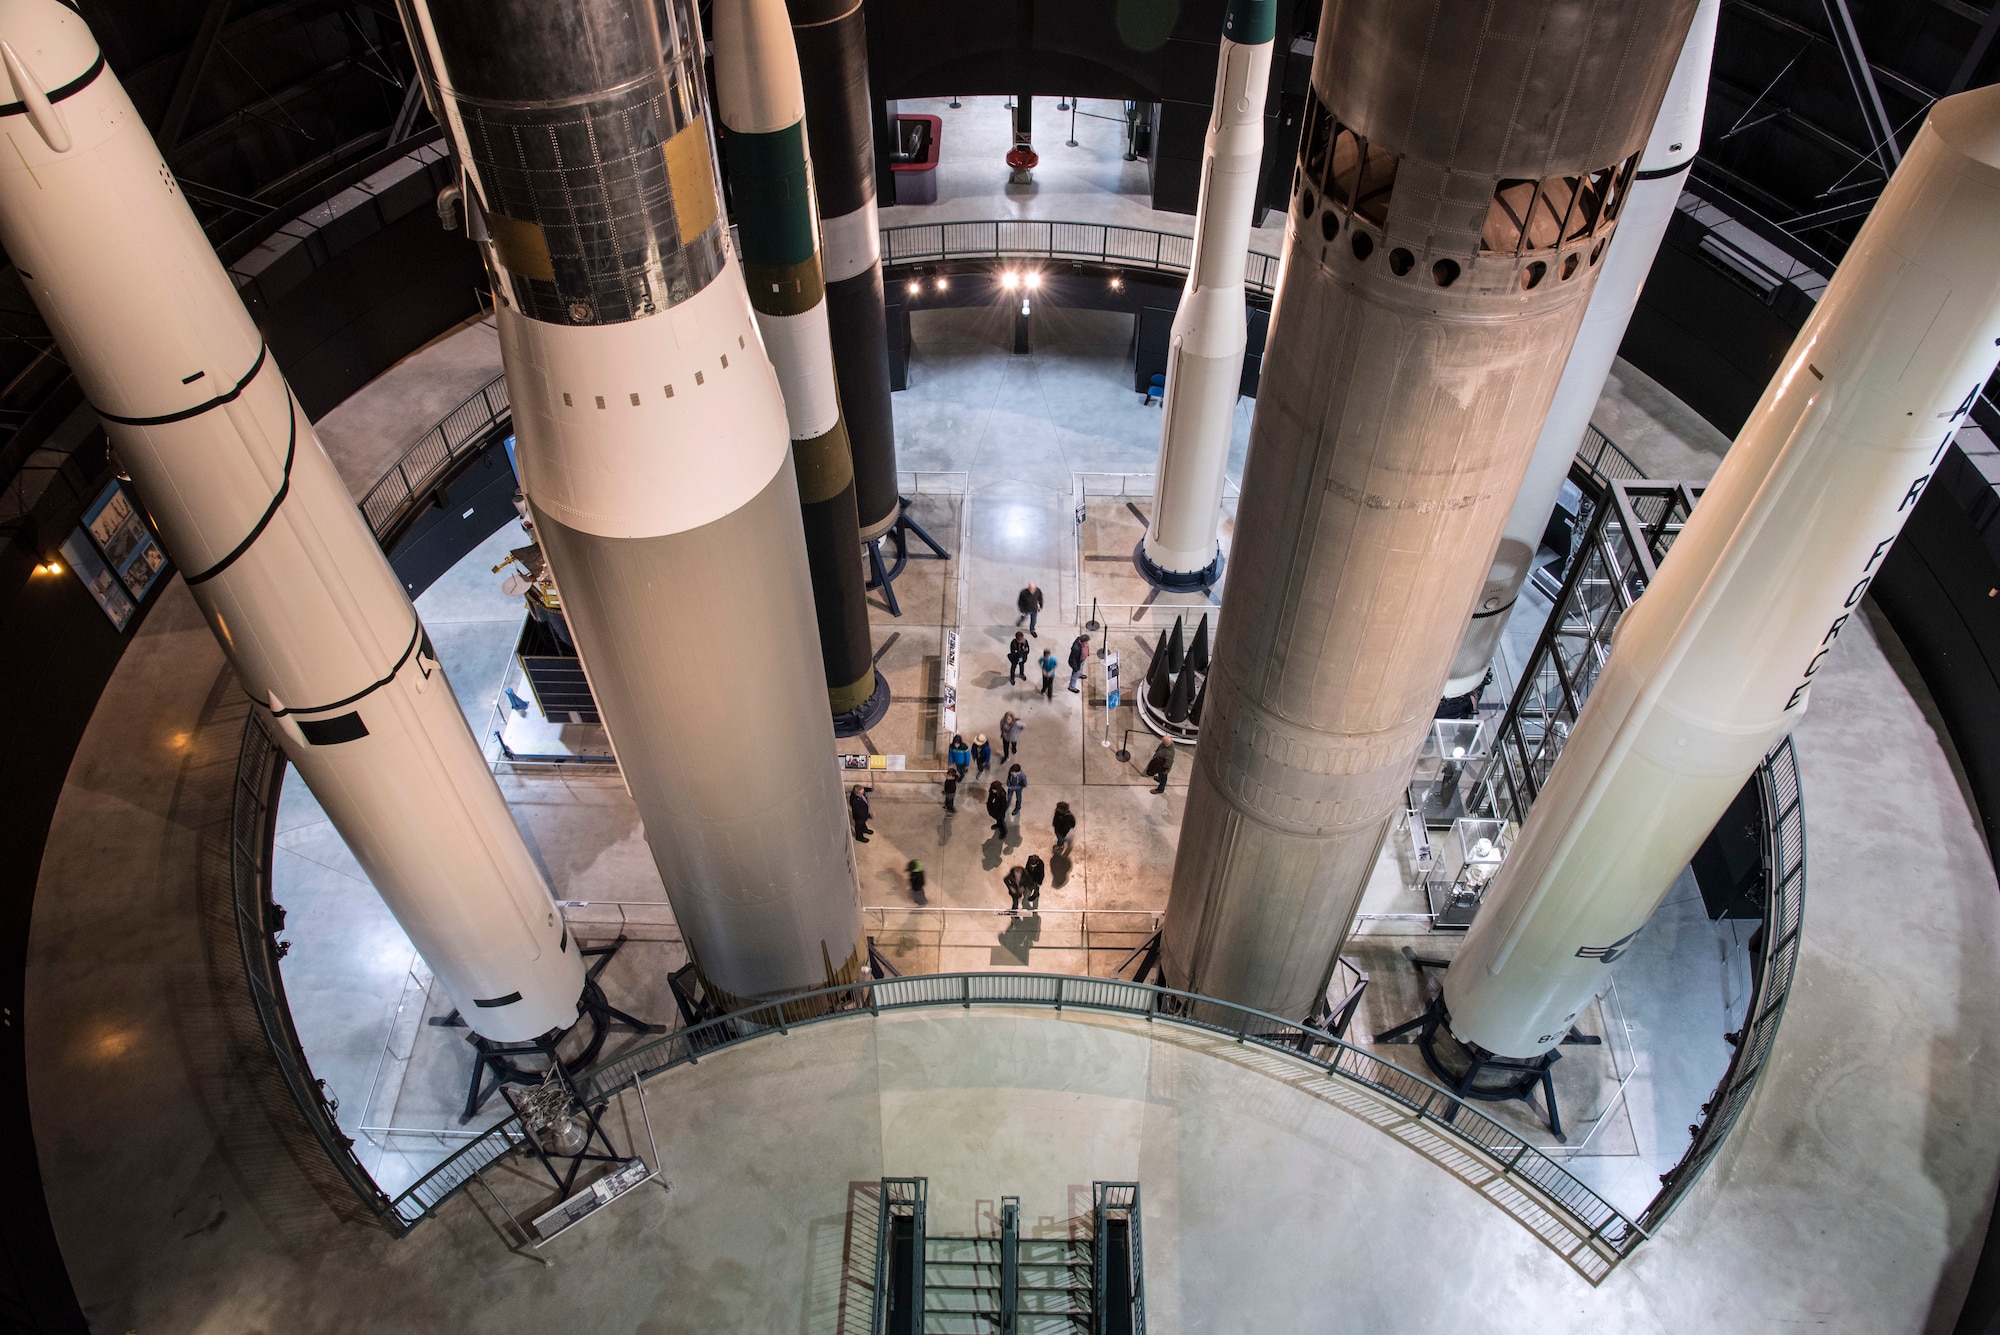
(882, 220), (1283, 296)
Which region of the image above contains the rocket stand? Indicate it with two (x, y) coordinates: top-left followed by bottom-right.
(432, 935), (665, 1124)
(832, 672), (893, 738)
(864, 495), (953, 618)
(1132, 539), (1224, 594)
(500, 1065), (628, 1200)
(1372, 948), (1599, 1142)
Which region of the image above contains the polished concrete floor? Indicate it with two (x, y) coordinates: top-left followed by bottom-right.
(23, 154), (2000, 1332)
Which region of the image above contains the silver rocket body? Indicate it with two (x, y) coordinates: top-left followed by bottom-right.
(0, 0), (583, 1041)
(1444, 0), (1720, 698)
(1445, 84), (2000, 1059)
(1141, 7), (1272, 584)
(406, 0), (864, 1008)
(1162, 0), (1700, 1020)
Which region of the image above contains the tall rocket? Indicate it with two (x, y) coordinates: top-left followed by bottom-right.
(1443, 0), (1720, 698)
(401, 0), (865, 1008)
(1161, 0), (1700, 1020)
(0, 0), (584, 1041)
(785, 0), (901, 541)
(1139, 0), (1274, 590)
(1444, 83), (2000, 1059)
(714, 0), (882, 727)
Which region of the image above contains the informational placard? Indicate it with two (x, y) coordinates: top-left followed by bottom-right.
(62, 480), (167, 630)
(939, 629), (960, 737)
(1104, 650), (1120, 712)
(838, 754), (906, 770)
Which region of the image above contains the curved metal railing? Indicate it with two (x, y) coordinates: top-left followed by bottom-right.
(1639, 733), (1804, 1230)
(228, 711), (409, 1233)
(230, 292), (1803, 1261)
(357, 374), (513, 540)
(881, 219), (1283, 296)
(386, 972), (1643, 1274)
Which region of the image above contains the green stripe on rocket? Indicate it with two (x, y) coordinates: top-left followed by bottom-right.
(1222, 0), (1275, 44)
(726, 121), (826, 316)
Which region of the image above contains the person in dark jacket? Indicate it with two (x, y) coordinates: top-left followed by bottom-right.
(1021, 854), (1045, 909)
(1143, 738), (1175, 794)
(1007, 631), (1031, 683)
(973, 733), (993, 779)
(986, 780), (1010, 832)
(1052, 801), (1076, 852)
(942, 771), (959, 814)
(1005, 763), (1027, 815)
(947, 733), (971, 778)
(849, 784), (874, 840)
(1067, 634), (1091, 692)
(1016, 582), (1044, 636)
(907, 859), (927, 903)
(1004, 863), (1025, 913)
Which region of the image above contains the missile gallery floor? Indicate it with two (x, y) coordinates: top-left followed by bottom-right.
(24, 99), (2000, 1333)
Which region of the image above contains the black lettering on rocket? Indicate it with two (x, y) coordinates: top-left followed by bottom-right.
(1787, 372), (1987, 712)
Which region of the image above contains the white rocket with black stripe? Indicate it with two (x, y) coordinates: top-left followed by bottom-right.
(0, 0), (584, 1041)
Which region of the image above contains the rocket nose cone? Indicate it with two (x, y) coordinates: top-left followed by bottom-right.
(0, 0), (101, 87)
(1929, 83), (2000, 172)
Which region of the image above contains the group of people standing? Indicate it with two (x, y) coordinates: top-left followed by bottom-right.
(942, 723), (1028, 829)
(847, 580), (1174, 917)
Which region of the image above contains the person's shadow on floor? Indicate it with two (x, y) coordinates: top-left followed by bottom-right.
(1050, 849), (1072, 889)
(981, 832), (1004, 871)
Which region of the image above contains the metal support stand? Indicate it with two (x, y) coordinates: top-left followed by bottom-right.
(864, 495), (953, 618)
(432, 936), (665, 1123)
(1371, 948), (1597, 1141)
(1132, 539), (1223, 594)
(832, 671), (893, 738)
(1118, 929), (1163, 984)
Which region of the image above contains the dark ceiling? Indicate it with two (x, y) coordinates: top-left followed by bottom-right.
(1, 0), (1995, 509)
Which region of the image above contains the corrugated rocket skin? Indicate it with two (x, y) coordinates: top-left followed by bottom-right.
(0, 0), (584, 1041)
(1162, 0), (1700, 1020)
(1444, 0), (1721, 696)
(409, 0), (864, 1005)
(787, 0), (899, 539)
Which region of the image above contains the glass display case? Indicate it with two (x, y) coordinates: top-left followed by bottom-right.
(1408, 719), (1488, 827)
(1424, 817), (1507, 930)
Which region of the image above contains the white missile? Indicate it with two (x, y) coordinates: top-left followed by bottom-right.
(1445, 83), (2000, 1059)
(403, 0), (865, 1009)
(0, 0), (584, 1041)
(1444, 0), (1720, 698)
(1138, 0), (1274, 588)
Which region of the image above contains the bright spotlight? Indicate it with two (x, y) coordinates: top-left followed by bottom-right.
(1001, 271), (1020, 291)
(935, 277), (949, 291)
(1109, 276), (1123, 289)
(1024, 272), (1042, 290)
(907, 280), (921, 295)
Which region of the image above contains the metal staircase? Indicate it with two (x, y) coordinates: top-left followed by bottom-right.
(874, 1179), (1144, 1334)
